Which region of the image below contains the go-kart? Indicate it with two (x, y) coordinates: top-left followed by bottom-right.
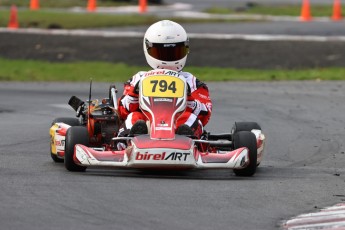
(49, 70), (265, 176)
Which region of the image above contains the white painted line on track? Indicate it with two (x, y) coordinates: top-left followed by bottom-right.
(50, 104), (71, 110)
(188, 33), (345, 42)
(0, 28), (144, 37)
(70, 3), (193, 13)
(174, 11), (334, 22)
(2, 27), (345, 42)
(283, 203), (345, 230)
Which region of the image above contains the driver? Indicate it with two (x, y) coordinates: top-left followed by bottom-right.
(117, 20), (212, 148)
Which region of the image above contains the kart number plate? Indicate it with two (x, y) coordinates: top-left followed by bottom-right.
(142, 76), (185, 98)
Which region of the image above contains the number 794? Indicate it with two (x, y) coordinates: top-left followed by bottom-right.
(150, 80), (177, 93)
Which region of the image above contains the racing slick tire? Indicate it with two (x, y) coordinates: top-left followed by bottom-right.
(50, 117), (80, 163)
(64, 126), (89, 172)
(232, 122), (262, 166)
(232, 131), (257, 177)
(232, 122), (261, 133)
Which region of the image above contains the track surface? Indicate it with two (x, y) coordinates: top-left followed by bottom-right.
(1, 82), (345, 230)
(1, 2), (345, 228)
(1, 32), (345, 69)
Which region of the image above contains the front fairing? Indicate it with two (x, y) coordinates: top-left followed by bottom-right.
(139, 70), (187, 140)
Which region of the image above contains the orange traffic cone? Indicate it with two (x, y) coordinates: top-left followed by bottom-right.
(30, 0), (39, 10)
(87, 0), (97, 12)
(139, 0), (147, 13)
(8, 5), (19, 29)
(300, 0), (312, 21)
(332, 0), (342, 21)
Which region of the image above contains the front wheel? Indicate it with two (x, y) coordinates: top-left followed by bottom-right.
(50, 117), (80, 163)
(64, 126), (89, 172)
(232, 122), (261, 133)
(233, 131), (257, 177)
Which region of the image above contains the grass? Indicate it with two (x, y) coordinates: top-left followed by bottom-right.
(0, 3), (341, 30)
(205, 4), (343, 17)
(3, 3), (336, 29)
(0, 8), (249, 29)
(0, 9), (160, 29)
(1, 0), (339, 17)
(0, 0), (133, 8)
(1, 58), (345, 82)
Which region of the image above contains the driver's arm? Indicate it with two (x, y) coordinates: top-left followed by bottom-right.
(117, 75), (141, 119)
(187, 79), (212, 126)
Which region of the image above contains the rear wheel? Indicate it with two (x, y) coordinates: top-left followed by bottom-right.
(50, 117), (80, 163)
(233, 131), (257, 177)
(64, 126), (89, 172)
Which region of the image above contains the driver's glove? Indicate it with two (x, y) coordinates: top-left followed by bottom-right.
(187, 99), (202, 116)
(121, 95), (138, 111)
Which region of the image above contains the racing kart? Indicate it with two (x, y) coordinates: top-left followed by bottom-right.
(50, 70), (265, 176)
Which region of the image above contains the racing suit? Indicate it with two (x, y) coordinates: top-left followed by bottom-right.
(117, 69), (212, 138)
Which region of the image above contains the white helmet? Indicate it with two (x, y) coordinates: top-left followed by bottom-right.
(143, 20), (189, 71)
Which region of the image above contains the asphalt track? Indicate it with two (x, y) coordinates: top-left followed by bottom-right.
(1, 81), (345, 230)
(1, 30), (345, 69)
(1, 2), (345, 228)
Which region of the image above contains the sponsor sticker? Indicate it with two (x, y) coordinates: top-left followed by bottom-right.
(135, 151), (191, 161)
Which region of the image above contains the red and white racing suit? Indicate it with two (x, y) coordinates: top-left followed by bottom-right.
(117, 69), (212, 137)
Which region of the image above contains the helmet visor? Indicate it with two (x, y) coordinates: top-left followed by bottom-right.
(145, 39), (189, 62)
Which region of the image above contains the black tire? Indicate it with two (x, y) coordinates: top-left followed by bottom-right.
(64, 126), (89, 172)
(52, 117), (80, 127)
(233, 131), (257, 177)
(50, 117), (80, 163)
(232, 122), (262, 167)
(232, 122), (261, 133)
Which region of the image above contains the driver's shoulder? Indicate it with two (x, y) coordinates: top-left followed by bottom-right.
(127, 71), (147, 85)
(179, 71), (195, 79)
(179, 71), (198, 88)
